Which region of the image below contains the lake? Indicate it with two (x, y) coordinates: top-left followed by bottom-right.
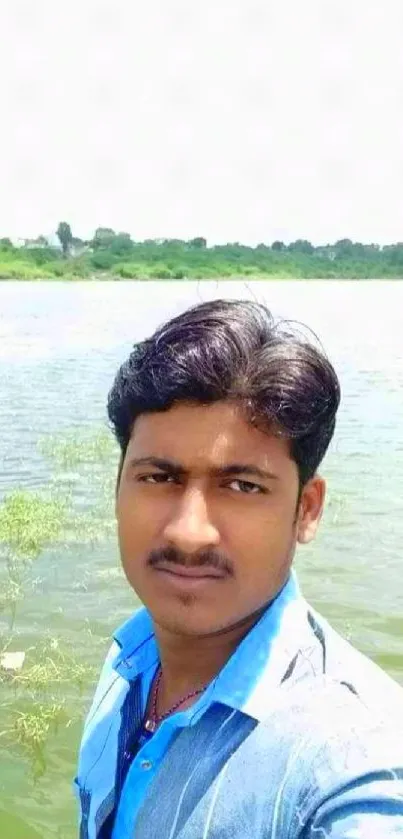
(0, 279), (402, 838)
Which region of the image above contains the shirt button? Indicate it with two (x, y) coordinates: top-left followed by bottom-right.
(140, 760), (153, 771)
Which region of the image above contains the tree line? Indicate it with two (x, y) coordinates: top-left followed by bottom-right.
(1, 222), (403, 279)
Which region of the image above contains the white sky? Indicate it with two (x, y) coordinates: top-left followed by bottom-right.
(1, 0), (403, 245)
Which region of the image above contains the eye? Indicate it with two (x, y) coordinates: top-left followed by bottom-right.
(226, 479), (264, 495)
(138, 473), (176, 484)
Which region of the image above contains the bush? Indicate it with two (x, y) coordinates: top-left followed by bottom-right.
(48, 263), (65, 277)
(90, 251), (116, 270)
(0, 263), (54, 280)
(24, 248), (60, 266)
(115, 264), (139, 279)
(146, 266), (173, 279)
(240, 265), (260, 276)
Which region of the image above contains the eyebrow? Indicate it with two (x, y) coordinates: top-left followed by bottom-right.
(127, 456), (279, 482)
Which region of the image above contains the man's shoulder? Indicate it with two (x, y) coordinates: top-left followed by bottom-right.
(245, 678), (403, 835)
(253, 673), (403, 799)
(260, 604), (403, 789)
(254, 592), (403, 721)
(303, 603), (403, 714)
(81, 607), (151, 734)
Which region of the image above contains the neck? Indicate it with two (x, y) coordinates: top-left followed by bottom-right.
(153, 605), (268, 710)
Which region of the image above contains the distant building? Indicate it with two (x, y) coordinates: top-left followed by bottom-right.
(70, 239), (91, 257)
(14, 234), (61, 250)
(23, 238), (47, 249)
(13, 232), (91, 256)
(316, 247), (336, 261)
(45, 233), (63, 250)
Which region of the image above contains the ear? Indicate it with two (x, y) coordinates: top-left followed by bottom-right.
(115, 452), (125, 518)
(296, 476), (326, 545)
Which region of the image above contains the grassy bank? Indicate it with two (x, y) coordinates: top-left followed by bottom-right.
(2, 238), (403, 280)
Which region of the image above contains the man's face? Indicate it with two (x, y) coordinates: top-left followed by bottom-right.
(116, 401), (325, 637)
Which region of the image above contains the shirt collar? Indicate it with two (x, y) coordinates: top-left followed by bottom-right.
(112, 571), (307, 722)
(211, 571), (308, 720)
(113, 606), (157, 677)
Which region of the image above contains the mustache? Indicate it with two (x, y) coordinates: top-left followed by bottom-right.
(148, 545), (232, 576)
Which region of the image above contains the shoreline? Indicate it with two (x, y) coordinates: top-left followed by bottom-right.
(1, 274), (403, 282)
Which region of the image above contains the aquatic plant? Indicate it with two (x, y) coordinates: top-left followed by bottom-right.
(0, 634), (96, 778)
(38, 427), (117, 469)
(10, 638), (89, 695)
(0, 490), (69, 564)
(7, 702), (68, 779)
(0, 425), (119, 779)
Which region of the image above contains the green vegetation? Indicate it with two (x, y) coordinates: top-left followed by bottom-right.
(56, 221), (73, 257)
(2, 228), (403, 279)
(0, 426), (118, 778)
(0, 491), (68, 562)
(38, 427), (117, 469)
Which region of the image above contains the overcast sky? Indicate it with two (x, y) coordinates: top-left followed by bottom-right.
(1, 0), (403, 245)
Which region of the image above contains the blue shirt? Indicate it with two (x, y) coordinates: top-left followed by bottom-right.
(75, 573), (403, 838)
(111, 574), (301, 838)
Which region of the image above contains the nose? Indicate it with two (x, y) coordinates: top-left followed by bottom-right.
(162, 487), (220, 555)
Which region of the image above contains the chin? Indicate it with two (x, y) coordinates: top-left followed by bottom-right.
(146, 599), (231, 638)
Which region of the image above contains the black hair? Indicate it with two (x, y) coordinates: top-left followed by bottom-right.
(107, 298), (341, 492)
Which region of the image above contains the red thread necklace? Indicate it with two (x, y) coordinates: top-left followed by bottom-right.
(143, 666), (209, 733)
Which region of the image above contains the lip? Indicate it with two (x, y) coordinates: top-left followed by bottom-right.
(153, 566), (226, 589)
(154, 564), (225, 580)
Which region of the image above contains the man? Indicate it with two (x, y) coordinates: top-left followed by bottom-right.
(75, 298), (403, 838)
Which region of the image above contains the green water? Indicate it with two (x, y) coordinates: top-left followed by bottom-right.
(1, 280), (402, 838)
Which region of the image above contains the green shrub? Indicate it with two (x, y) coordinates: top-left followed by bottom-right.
(48, 263), (65, 277)
(90, 251), (116, 270)
(0, 491), (68, 561)
(146, 266), (173, 279)
(24, 248), (60, 266)
(0, 263), (54, 280)
(115, 263), (139, 278)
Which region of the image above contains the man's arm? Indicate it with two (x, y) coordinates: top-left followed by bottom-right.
(302, 770), (403, 837)
(73, 641), (121, 829)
